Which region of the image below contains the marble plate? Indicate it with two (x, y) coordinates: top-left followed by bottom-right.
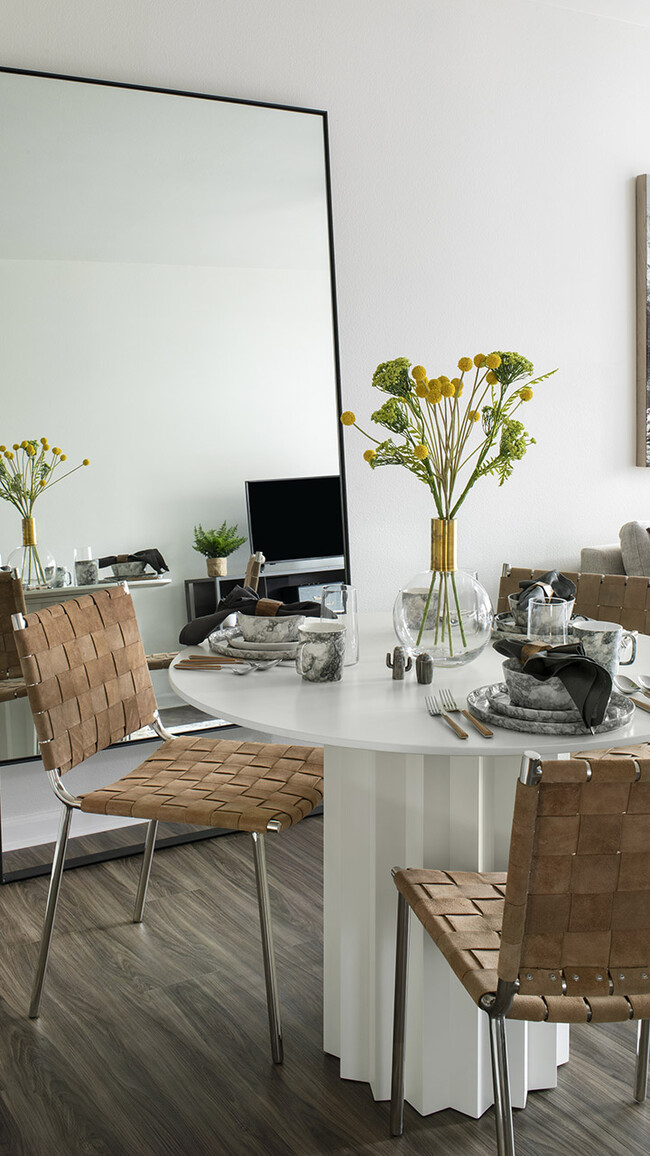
(229, 637), (299, 654)
(207, 627), (296, 662)
(466, 683), (635, 735)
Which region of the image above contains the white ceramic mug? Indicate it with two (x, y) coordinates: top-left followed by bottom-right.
(296, 621), (346, 682)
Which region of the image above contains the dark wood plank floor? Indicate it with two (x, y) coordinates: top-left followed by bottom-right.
(0, 816), (649, 1156)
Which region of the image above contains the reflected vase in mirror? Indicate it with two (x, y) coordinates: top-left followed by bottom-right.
(7, 518), (55, 590)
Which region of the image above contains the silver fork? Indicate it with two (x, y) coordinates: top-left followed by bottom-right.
(438, 688), (493, 738)
(424, 694), (468, 740)
(231, 659), (282, 676)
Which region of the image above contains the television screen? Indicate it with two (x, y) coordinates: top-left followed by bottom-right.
(245, 476), (345, 564)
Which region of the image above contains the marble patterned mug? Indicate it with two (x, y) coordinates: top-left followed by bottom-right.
(296, 621), (346, 682)
(569, 618), (637, 680)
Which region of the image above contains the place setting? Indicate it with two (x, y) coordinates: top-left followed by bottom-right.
(471, 570), (638, 736)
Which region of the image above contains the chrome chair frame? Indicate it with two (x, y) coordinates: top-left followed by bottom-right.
(13, 608), (285, 1064)
(389, 751), (650, 1155)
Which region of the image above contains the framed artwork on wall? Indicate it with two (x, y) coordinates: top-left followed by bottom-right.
(636, 174), (650, 466)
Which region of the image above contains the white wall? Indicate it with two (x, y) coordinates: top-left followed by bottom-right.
(1, 0), (650, 613)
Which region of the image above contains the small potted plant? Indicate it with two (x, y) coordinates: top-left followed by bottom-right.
(192, 521), (247, 577)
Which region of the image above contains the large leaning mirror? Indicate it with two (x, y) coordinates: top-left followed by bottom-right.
(0, 67), (348, 772)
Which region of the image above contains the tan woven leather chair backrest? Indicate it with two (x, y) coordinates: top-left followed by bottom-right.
(498, 565), (650, 635)
(499, 753), (650, 1018)
(13, 584), (157, 774)
(0, 569), (26, 680)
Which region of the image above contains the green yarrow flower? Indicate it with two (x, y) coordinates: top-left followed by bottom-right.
(371, 397), (409, 434)
(488, 351), (534, 388)
(372, 357), (413, 398)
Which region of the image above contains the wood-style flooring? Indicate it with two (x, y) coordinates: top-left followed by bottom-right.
(0, 815), (649, 1156)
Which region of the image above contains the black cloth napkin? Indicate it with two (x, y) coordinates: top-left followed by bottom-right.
(178, 585), (330, 645)
(98, 549), (169, 574)
(514, 569), (576, 611)
(492, 637), (612, 730)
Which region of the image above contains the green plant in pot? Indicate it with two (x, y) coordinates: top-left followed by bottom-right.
(192, 521), (247, 578)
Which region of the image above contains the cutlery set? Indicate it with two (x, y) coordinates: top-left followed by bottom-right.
(425, 690), (493, 740)
(174, 655), (281, 675)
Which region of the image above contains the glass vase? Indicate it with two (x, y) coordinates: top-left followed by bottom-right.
(393, 518), (493, 667)
(7, 517), (55, 589)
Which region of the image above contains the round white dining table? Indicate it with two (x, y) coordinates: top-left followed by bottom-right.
(169, 614), (650, 1119)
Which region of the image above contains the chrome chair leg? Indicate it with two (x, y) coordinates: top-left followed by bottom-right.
(390, 891), (410, 1136)
(29, 803), (73, 1019)
(251, 831), (283, 1063)
(133, 819), (158, 923)
(488, 1014), (516, 1156)
(635, 1019), (650, 1101)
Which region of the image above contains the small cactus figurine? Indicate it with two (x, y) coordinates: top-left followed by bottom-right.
(386, 646), (413, 680)
(415, 653), (434, 684)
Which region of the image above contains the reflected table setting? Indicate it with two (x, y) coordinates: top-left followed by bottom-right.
(169, 614), (650, 1119)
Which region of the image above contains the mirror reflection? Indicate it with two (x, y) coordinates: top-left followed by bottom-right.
(0, 68), (345, 764)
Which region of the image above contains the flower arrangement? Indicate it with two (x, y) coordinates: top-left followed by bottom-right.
(0, 438), (90, 586)
(341, 352), (556, 658)
(341, 352), (555, 515)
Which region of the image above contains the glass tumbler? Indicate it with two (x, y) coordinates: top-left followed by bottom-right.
(527, 598), (571, 646)
(321, 584), (359, 665)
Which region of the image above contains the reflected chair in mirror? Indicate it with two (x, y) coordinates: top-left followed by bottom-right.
(244, 551), (265, 593)
(390, 750), (650, 1155)
(498, 563), (650, 635)
(12, 583), (323, 1063)
(0, 569), (28, 703)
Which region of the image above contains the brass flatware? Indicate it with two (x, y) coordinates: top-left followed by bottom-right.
(424, 694), (468, 740)
(438, 687), (493, 738)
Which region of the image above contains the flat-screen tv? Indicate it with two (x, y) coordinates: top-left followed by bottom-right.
(245, 475), (345, 565)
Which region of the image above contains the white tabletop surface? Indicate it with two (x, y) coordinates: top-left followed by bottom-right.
(169, 613), (650, 757)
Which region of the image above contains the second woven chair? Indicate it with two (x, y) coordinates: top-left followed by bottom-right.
(12, 583), (324, 1064)
(390, 748), (650, 1154)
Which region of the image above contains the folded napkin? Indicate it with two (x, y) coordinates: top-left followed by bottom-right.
(178, 585), (330, 645)
(492, 637), (612, 730)
(514, 569), (577, 611)
(98, 549), (169, 574)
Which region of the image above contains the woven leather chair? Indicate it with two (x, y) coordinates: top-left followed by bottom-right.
(0, 569), (29, 703)
(12, 583), (323, 1063)
(390, 749), (650, 1154)
(498, 563), (650, 634)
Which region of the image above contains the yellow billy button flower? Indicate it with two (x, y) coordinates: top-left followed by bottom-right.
(82, 459), (90, 466)
(39, 478), (47, 486)
(52, 447), (61, 456)
(340, 411), (356, 426)
(428, 383), (442, 404)
(415, 382), (429, 398)
(457, 357), (473, 373)
(363, 448), (377, 463)
(60, 454), (67, 461)
(474, 354), (486, 367)
(5, 451), (14, 459)
(0, 445), (5, 452)
(26, 445), (36, 456)
(485, 353), (501, 369)
(411, 365), (427, 382)
(485, 370), (498, 385)
(468, 410), (481, 423)
(42, 442), (50, 451)
(12, 444), (19, 450)
(519, 387), (533, 401)
(413, 444), (429, 460)
(20, 441), (27, 449)
(40, 437), (48, 445)
(440, 380), (455, 398)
